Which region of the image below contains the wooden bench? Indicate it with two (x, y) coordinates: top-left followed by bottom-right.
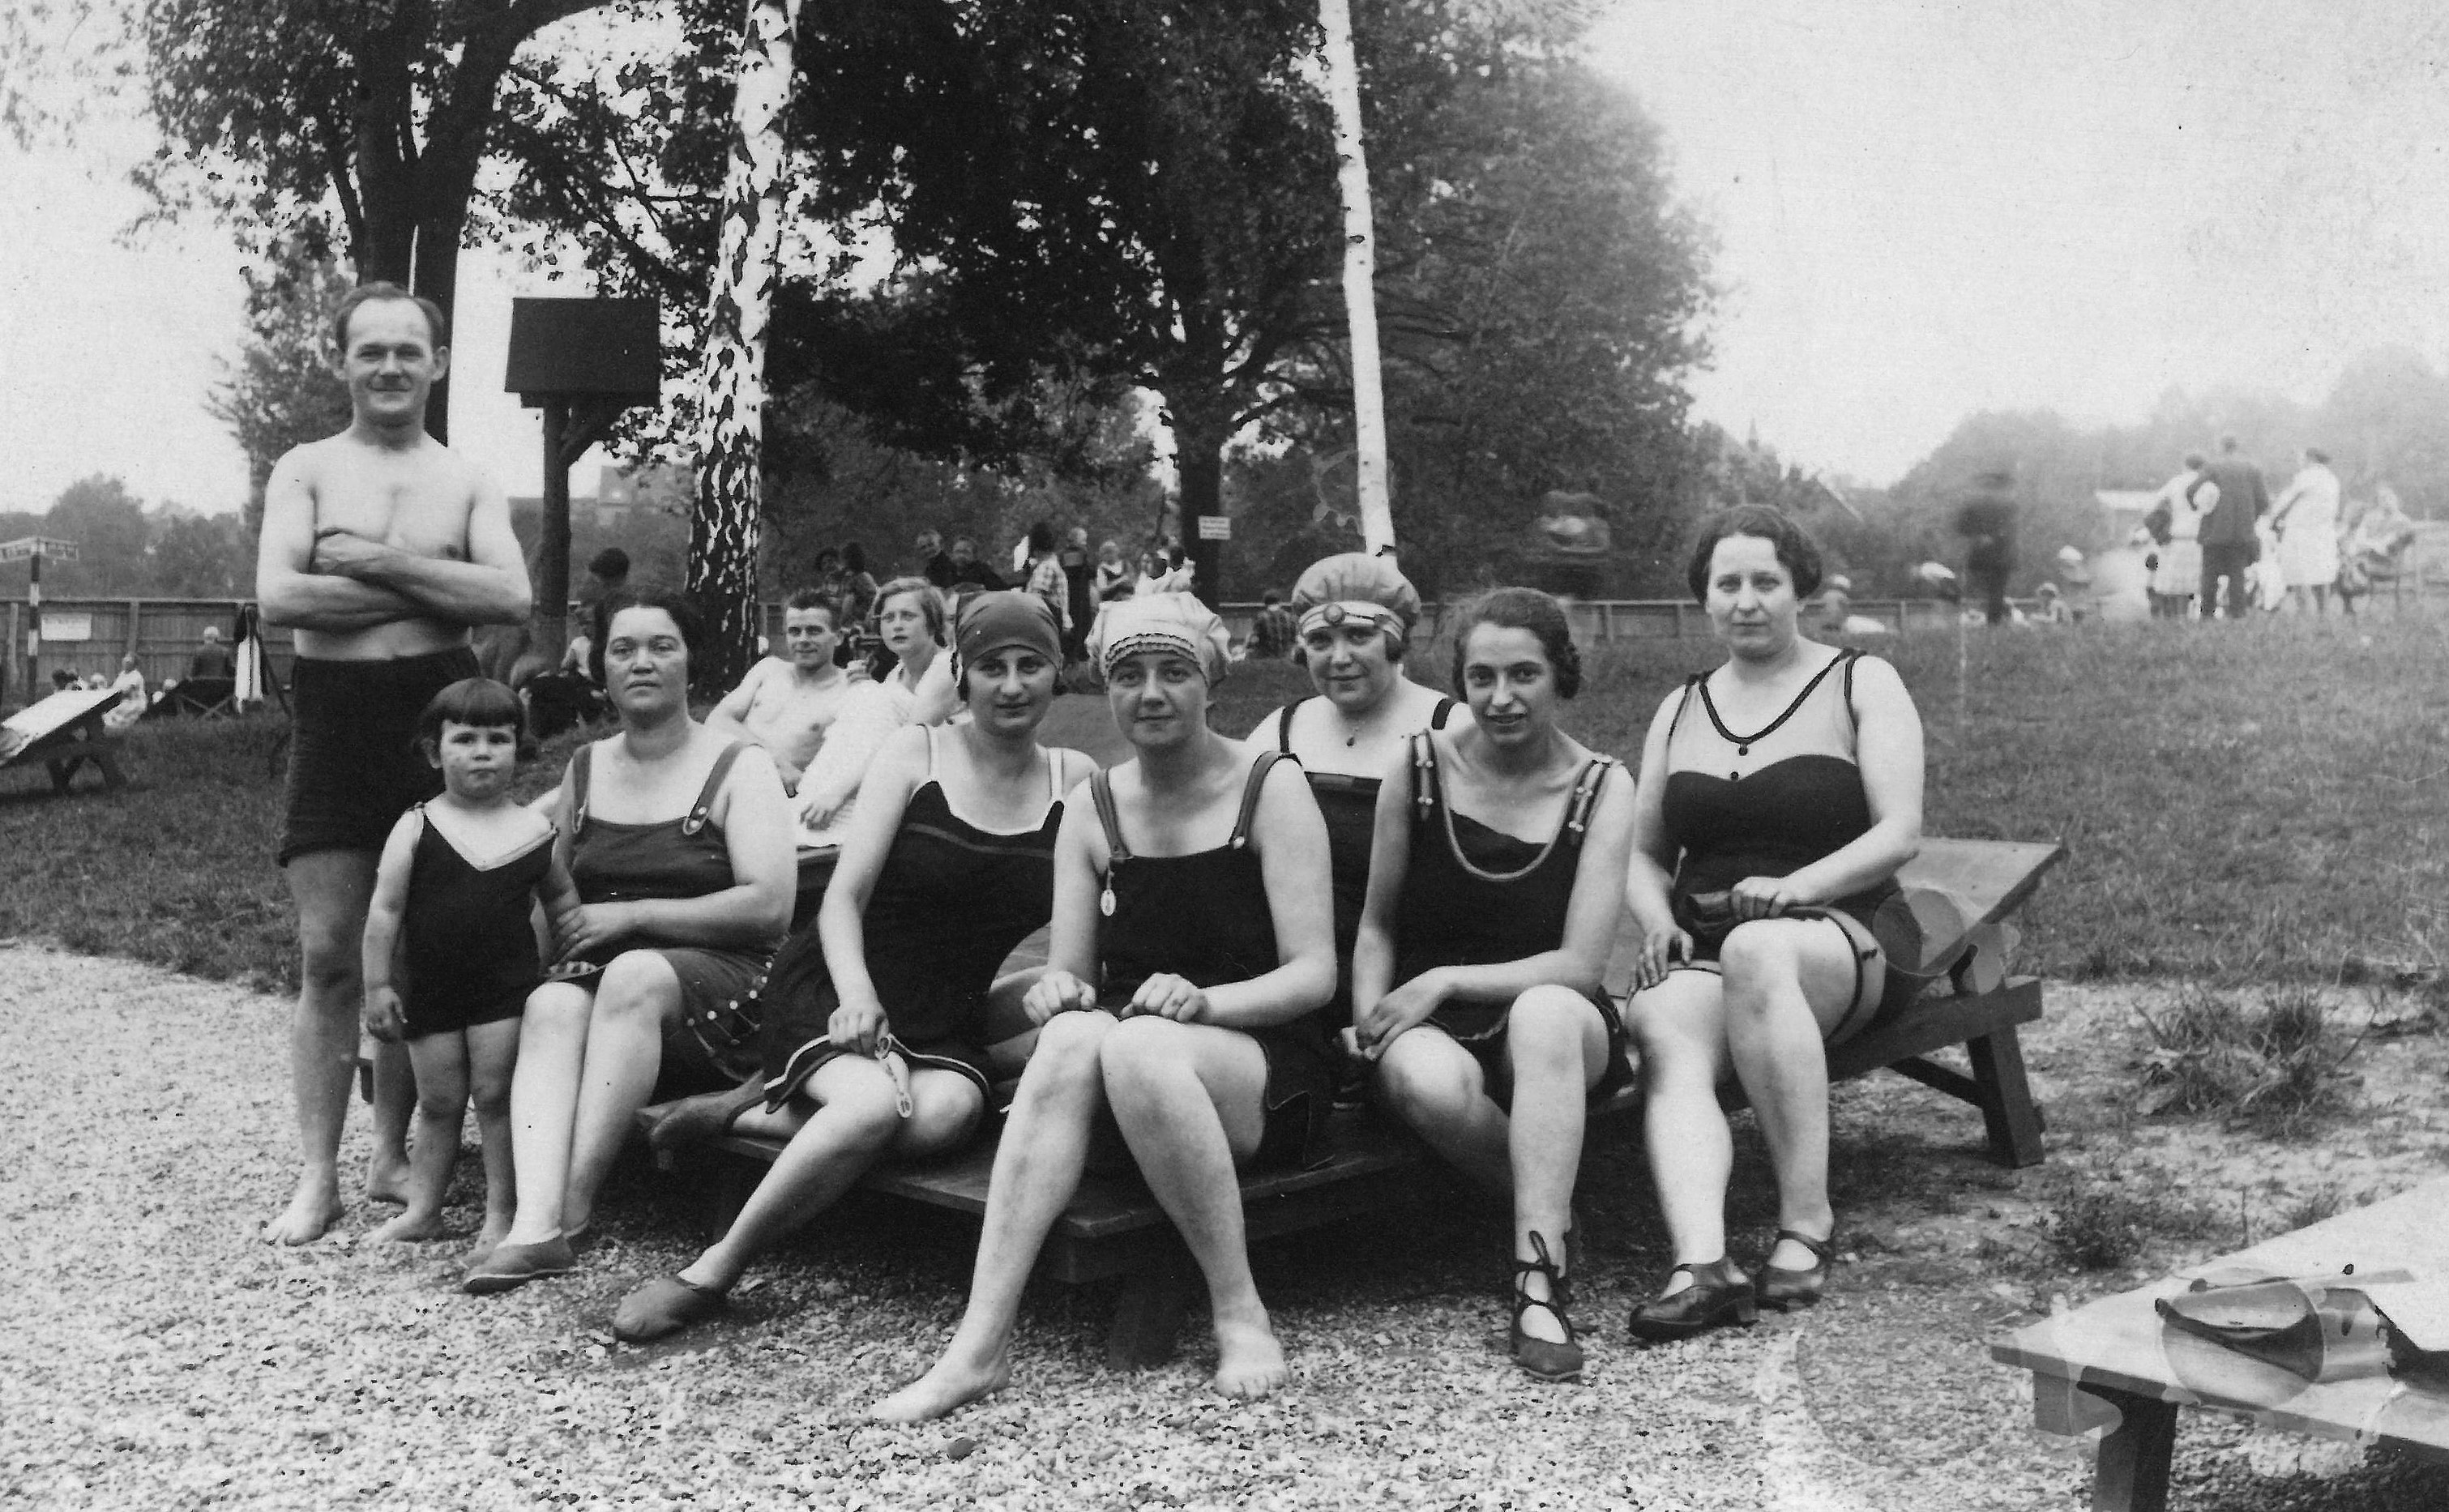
(0, 686), (131, 793)
(643, 835), (2063, 1366)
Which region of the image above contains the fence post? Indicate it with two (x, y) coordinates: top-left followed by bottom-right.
(126, 599), (141, 660)
(1671, 601), (1686, 638)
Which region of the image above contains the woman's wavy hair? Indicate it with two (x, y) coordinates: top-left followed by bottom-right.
(1449, 587), (1581, 700)
(591, 587), (706, 688)
(1684, 505), (1825, 601)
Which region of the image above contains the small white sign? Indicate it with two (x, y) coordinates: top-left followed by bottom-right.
(1196, 515), (1231, 540)
(41, 612), (92, 642)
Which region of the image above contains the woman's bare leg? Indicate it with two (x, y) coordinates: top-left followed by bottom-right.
(502, 980), (596, 1245)
(464, 1017), (524, 1254)
(683, 1061), (977, 1292)
(1500, 987), (1611, 1342)
(1627, 973), (1738, 1292)
(1719, 920), (1860, 1271)
(872, 1010), (1117, 1423)
(1374, 1026), (1509, 1194)
(1099, 1016), (1284, 1399)
(558, 951), (682, 1235)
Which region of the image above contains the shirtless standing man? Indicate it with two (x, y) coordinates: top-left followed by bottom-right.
(254, 283), (535, 1244)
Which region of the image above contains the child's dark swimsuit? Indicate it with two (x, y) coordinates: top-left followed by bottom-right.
(759, 733), (1066, 1108)
(1089, 751), (1331, 1169)
(1389, 734), (1631, 1108)
(400, 806), (553, 1040)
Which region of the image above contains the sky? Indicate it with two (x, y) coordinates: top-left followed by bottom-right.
(4, 0), (2449, 518)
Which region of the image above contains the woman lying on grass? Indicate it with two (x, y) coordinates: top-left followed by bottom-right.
(1348, 588), (1635, 1382)
(1622, 506), (1924, 1340)
(874, 593), (1336, 1420)
(465, 590), (795, 1294)
(612, 594), (1096, 1342)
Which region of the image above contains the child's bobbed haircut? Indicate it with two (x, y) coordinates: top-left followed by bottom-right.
(416, 677), (532, 760)
(1450, 587), (1582, 700)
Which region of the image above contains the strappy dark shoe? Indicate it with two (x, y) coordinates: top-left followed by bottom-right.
(1628, 1258), (1757, 1343)
(1754, 1229), (1836, 1312)
(1510, 1231), (1584, 1382)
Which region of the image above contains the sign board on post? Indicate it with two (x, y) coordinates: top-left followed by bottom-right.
(0, 537), (79, 563)
(1196, 515), (1232, 540)
(41, 613), (92, 643)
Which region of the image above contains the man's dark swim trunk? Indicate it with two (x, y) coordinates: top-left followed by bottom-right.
(279, 647), (482, 866)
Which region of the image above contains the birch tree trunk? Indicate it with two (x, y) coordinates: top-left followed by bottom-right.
(688, 0), (804, 695)
(1317, 0), (1394, 553)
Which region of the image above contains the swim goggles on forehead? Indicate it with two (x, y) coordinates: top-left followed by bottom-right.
(1297, 601), (1406, 639)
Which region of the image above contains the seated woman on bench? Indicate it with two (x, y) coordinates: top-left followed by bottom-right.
(1246, 553), (1464, 1058)
(874, 593), (1336, 1420)
(1622, 506), (1924, 1339)
(611, 594), (1096, 1342)
(1348, 588), (1635, 1382)
(465, 589), (795, 1294)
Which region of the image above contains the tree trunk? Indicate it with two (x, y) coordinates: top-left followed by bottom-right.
(688, 0), (805, 696)
(412, 214), (463, 442)
(1172, 407), (1229, 609)
(1316, 0), (1393, 553)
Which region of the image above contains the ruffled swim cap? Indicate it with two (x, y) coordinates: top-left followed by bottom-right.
(1088, 592), (1232, 684)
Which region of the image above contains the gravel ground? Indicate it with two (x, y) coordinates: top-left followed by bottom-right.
(6, 945), (2446, 1510)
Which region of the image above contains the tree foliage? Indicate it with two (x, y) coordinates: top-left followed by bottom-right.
(207, 232), (354, 545)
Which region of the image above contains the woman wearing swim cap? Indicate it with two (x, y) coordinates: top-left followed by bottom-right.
(1248, 553), (1467, 1047)
(615, 593), (1096, 1343)
(876, 592), (1336, 1420)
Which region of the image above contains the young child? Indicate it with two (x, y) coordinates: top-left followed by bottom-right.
(362, 678), (576, 1254)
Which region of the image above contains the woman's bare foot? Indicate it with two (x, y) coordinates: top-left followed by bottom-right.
(1211, 1311), (1289, 1400)
(870, 1349), (1013, 1423)
(262, 1175), (346, 1245)
(366, 1209), (447, 1244)
(364, 1152), (412, 1207)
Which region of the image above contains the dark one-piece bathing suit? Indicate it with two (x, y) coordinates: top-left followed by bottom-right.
(759, 730), (1067, 1109)
(1389, 733), (1634, 1108)
(399, 805), (553, 1040)
(1088, 750), (1333, 1170)
(1659, 648), (1900, 1042)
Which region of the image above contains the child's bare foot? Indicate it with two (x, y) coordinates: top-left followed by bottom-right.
(870, 1349), (1012, 1423)
(366, 1209), (447, 1244)
(1212, 1312), (1288, 1400)
(262, 1176), (346, 1245)
(365, 1152), (412, 1207)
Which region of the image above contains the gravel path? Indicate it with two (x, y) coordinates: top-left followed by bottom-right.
(6, 945), (2443, 1510)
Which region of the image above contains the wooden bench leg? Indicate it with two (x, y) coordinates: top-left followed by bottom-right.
(93, 746), (128, 790)
(1967, 1026), (2047, 1168)
(2088, 1387), (2178, 1512)
(1106, 1247), (1199, 1370)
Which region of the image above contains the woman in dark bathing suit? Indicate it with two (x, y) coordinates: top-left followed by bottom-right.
(1622, 507), (1925, 1339)
(1246, 553), (1464, 1049)
(467, 589), (795, 1294)
(874, 593), (1336, 1421)
(1349, 589), (1636, 1382)
(612, 593), (1096, 1342)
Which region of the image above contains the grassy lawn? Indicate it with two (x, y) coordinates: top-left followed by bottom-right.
(6, 612), (2445, 991)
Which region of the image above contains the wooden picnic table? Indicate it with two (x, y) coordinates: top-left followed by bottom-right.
(1992, 1177), (2449, 1511)
(0, 686), (130, 793)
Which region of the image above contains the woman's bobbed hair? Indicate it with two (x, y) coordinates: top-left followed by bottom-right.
(1683, 505), (1825, 602)
(1449, 587), (1582, 700)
